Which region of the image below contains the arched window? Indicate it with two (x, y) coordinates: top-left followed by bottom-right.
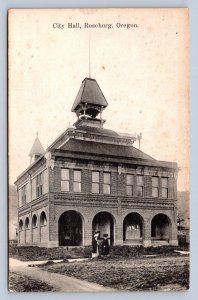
(25, 217), (30, 229)
(32, 214), (38, 228)
(40, 211), (47, 226)
(19, 219), (23, 231)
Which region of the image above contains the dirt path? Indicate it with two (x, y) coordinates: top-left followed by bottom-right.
(9, 258), (116, 292)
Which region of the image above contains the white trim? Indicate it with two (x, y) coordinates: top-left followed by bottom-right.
(57, 137), (71, 149)
(31, 167), (47, 180)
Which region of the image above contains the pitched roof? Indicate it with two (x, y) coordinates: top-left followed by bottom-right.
(59, 138), (155, 161)
(29, 136), (45, 157)
(71, 78), (108, 111)
(76, 125), (120, 137)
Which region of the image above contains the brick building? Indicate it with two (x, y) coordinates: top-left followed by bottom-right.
(15, 77), (178, 248)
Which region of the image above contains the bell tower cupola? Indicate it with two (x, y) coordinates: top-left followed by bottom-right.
(71, 78), (108, 128)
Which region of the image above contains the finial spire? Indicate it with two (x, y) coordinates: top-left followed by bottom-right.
(89, 39), (91, 78)
(29, 133), (45, 164)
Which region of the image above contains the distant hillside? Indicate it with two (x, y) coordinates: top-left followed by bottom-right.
(9, 185), (18, 239)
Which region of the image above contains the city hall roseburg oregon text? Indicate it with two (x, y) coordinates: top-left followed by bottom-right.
(15, 77), (178, 248)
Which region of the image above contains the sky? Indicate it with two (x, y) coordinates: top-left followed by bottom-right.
(9, 8), (189, 191)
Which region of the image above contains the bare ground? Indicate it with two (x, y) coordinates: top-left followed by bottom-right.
(40, 256), (189, 291)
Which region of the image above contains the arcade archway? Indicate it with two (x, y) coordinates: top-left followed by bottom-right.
(58, 210), (83, 246)
(92, 212), (114, 245)
(123, 213), (143, 243)
(151, 213), (171, 241)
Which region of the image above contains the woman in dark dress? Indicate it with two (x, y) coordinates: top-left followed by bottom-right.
(101, 234), (110, 256)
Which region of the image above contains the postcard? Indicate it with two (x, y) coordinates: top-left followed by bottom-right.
(8, 8), (189, 292)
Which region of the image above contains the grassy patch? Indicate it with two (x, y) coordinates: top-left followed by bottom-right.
(9, 272), (56, 292)
(41, 256), (189, 291)
(9, 244), (189, 261)
(9, 244), (92, 261)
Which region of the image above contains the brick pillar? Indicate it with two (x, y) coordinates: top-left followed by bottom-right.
(143, 218), (151, 247)
(111, 172), (118, 195)
(117, 173), (126, 195)
(144, 175), (152, 197)
(99, 171), (103, 194)
(114, 213), (123, 245)
(48, 194), (59, 247)
(38, 219), (41, 245)
(84, 218), (92, 246)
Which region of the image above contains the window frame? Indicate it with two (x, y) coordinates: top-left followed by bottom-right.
(136, 175), (144, 197)
(73, 170), (82, 193)
(21, 184), (27, 205)
(161, 177), (168, 198)
(103, 172), (111, 195)
(61, 168), (70, 192)
(92, 171), (100, 194)
(152, 176), (159, 198)
(36, 172), (43, 197)
(126, 174), (134, 196)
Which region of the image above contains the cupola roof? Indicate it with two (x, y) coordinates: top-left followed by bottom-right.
(29, 133), (45, 157)
(71, 78), (108, 112)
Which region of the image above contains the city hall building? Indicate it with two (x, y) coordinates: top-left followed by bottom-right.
(15, 77), (178, 248)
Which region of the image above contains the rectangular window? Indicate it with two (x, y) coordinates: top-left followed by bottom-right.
(36, 173), (43, 197)
(136, 175), (143, 196)
(162, 177), (168, 198)
(74, 170), (81, 192)
(126, 174), (134, 195)
(61, 168), (70, 192)
(103, 172), (111, 194)
(152, 177), (159, 197)
(21, 185), (26, 205)
(92, 171), (100, 194)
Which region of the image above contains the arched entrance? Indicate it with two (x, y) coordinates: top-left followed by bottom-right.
(40, 211), (47, 243)
(32, 214), (38, 243)
(151, 214), (171, 243)
(58, 210), (83, 246)
(92, 212), (114, 245)
(123, 213), (143, 244)
(25, 217), (30, 244)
